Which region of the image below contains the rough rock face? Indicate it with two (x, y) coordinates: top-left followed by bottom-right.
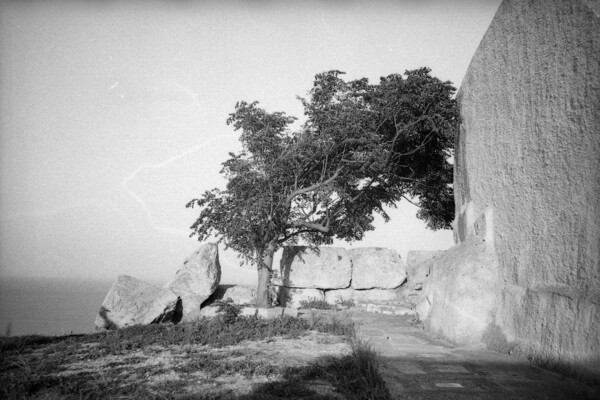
(348, 248), (407, 289)
(95, 275), (181, 330)
(405, 251), (444, 291)
(166, 243), (221, 317)
(415, 296), (432, 321)
(453, 0), (600, 372)
(279, 246), (351, 289)
(276, 287), (324, 308)
(209, 285), (257, 306)
(405, 250), (444, 270)
(424, 238), (499, 345)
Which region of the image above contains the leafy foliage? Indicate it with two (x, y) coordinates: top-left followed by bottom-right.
(215, 298), (242, 324)
(187, 68), (458, 305)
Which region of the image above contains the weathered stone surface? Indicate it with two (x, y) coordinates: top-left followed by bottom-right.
(405, 250), (444, 290)
(424, 237), (499, 346)
(393, 285), (422, 305)
(324, 288), (399, 304)
(95, 275), (181, 330)
(279, 246), (351, 289)
(208, 285), (256, 306)
(276, 286), (324, 308)
(348, 248), (407, 289)
(415, 296), (432, 321)
(166, 244), (221, 317)
(455, 0), (600, 372)
(406, 250), (444, 270)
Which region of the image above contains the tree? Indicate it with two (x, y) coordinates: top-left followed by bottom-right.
(187, 68), (458, 307)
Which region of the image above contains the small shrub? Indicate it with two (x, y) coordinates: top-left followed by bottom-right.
(335, 298), (356, 309)
(299, 297), (335, 310)
(215, 298), (242, 324)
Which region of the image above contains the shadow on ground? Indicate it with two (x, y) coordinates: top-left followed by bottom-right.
(377, 355), (599, 400)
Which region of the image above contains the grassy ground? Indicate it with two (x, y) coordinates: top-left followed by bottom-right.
(1, 311), (390, 399)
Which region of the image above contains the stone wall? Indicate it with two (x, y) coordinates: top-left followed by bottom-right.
(274, 246), (411, 310)
(448, 0), (599, 375)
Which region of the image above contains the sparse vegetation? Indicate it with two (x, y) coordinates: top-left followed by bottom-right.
(335, 298), (356, 309)
(299, 297), (335, 310)
(1, 313), (389, 399)
(299, 297), (356, 311)
(215, 298), (243, 324)
(246, 339), (390, 400)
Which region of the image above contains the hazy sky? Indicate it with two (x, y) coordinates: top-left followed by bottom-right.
(0, 0), (501, 284)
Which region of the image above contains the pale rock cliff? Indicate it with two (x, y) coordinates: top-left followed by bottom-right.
(431, 0), (600, 376)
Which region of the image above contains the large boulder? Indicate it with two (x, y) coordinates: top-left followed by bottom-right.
(424, 237), (499, 346)
(95, 275), (181, 330)
(349, 248), (406, 289)
(166, 243), (221, 317)
(279, 246), (351, 289)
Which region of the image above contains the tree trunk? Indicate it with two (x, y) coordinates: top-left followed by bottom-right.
(256, 241), (276, 308)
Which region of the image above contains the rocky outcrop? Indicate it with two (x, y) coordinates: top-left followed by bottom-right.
(95, 275), (182, 330)
(446, 0), (600, 374)
(166, 243), (221, 318)
(279, 246), (352, 289)
(96, 244), (222, 328)
(348, 248), (406, 289)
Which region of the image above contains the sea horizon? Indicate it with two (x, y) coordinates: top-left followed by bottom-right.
(0, 271), (255, 338)
(0, 276), (116, 337)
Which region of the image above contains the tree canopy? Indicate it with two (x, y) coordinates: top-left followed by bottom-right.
(187, 68), (458, 307)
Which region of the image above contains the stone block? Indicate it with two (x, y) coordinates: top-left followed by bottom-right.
(280, 246), (351, 289)
(349, 247), (407, 289)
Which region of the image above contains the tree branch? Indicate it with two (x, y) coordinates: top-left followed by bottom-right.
(285, 166), (342, 204)
(287, 219), (330, 233)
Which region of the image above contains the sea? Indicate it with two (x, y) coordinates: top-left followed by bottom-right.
(0, 277), (114, 337)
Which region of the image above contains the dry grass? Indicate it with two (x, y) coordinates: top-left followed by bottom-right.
(1, 313), (389, 399)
